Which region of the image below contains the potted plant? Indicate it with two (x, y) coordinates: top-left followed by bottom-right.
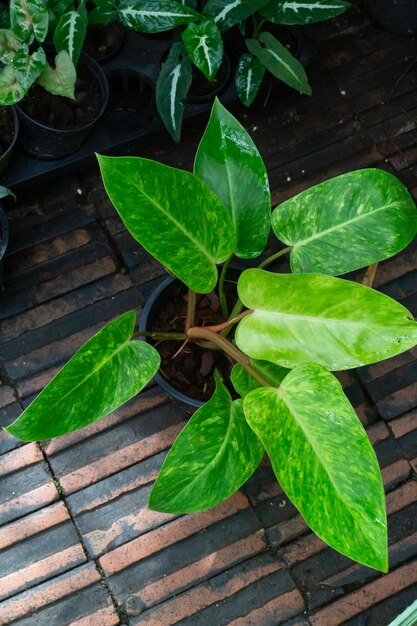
(0, 184), (13, 286)
(97, 0), (351, 141)
(0, 0), (109, 159)
(6, 100), (417, 576)
(363, 0), (417, 36)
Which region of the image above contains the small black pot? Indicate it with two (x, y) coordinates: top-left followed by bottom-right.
(16, 51), (109, 160)
(363, 0), (417, 36)
(0, 203), (10, 286)
(0, 107), (19, 177)
(83, 22), (126, 64)
(187, 53), (232, 105)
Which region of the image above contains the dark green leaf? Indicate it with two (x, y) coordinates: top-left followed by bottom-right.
(272, 169), (417, 276)
(54, 8), (88, 64)
(235, 268), (417, 370)
(194, 99), (270, 259)
(182, 19), (223, 81)
(235, 52), (265, 106)
(0, 29), (21, 63)
(156, 42), (192, 142)
(5, 312), (160, 441)
(244, 363), (387, 571)
(246, 31), (311, 94)
(203, 0), (269, 32)
(10, 0), (49, 42)
(0, 7), (10, 29)
(231, 359), (289, 397)
(12, 45), (46, 90)
(261, 0), (350, 25)
(149, 377), (264, 513)
(118, 0), (199, 32)
(97, 153), (236, 293)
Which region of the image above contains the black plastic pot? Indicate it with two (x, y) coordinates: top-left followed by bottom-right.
(0, 203), (9, 286)
(16, 51), (109, 160)
(0, 107), (19, 178)
(363, 0), (417, 36)
(187, 53), (232, 105)
(83, 22), (126, 64)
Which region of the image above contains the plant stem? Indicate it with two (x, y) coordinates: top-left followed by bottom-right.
(187, 327), (270, 387)
(204, 309), (252, 333)
(362, 262), (379, 288)
(218, 256), (232, 320)
(258, 245), (292, 270)
(132, 331), (185, 341)
(185, 288), (197, 333)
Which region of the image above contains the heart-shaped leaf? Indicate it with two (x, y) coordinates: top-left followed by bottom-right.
(194, 99), (271, 259)
(246, 31), (311, 95)
(0, 66), (25, 105)
(12, 45), (46, 91)
(235, 52), (265, 106)
(261, 0), (350, 25)
(54, 8), (88, 65)
(182, 19), (223, 81)
(156, 42), (192, 142)
(149, 376), (264, 513)
(0, 29), (21, 63)
(5, 312), (160, 442)
(10, 0), (49, 43)
(231, 358), (289, 397)
(244, 363), (387, 571)
(272, 169), (417, 276)
(37, 50), (76, 99)
(118, 0), (199, 32)
(235, 268), (417, 370)
(203, 0), (269, 32)
(97, 153), (236, 293)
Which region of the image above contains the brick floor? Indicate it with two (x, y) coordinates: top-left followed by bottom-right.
(1, 3), (417, 625)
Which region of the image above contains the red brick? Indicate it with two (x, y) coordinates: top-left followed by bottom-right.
(280, 533), (327, 567)
(0, 482), (58, 524)
(69, 606), (120, 626)
(227, 589), (304, 625)
(386, 480), (417, 515)
(390, 410), (417, 438)
(381, 459), (412, 491)
(267, 514), (309, 548)
(0, 443), (43, 476)
(0, 501), (69, 550)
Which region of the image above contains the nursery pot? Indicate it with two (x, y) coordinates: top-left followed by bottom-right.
(16, 50), (109, 160)
(0, 107), (19, 177)
(0, 202), (9, 286)
(83, 22), (126, 64)
(187, 53), (232, 105)
(139, 269), (241, 412)
(363, 0), (417, 36)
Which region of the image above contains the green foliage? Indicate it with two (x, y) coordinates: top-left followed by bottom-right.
(261, 0), (351, 25)
(8, 102), (417, 574)
(182, 19), (223, 82)
(37, 50), (76, 99)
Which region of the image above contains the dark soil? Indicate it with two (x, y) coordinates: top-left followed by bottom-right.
(83, 22), (125, 63)
(19, 65), (102, 130)
(188, 56), (231, 102)
(150, 282), (238, 402)
(0, 108), (15, 156)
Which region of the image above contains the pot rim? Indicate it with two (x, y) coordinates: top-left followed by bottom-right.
(0, 203), (10, 262)
(0, 107), (19, 163)
(15, 49), (109, 134)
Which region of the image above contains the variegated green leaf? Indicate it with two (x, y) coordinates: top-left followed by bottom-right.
(54, 8), (88, 65)
(37, 50), (76, 99)
(182, 19), (223, 82)
(0, 66), (25, 105)
(149, 376), (264, 513)
(272, 169), (417, 276)
(5, 312), (160, 442)
(246, 31), (311, 95)
(194, 99), (271, 259)
(97, 154), (236, 293)
(203, 0), (269, 32)
(235, 52), (265, 106)
(156, 42), (192, 142)
(261, 0), (350, 25)
(10, 0), (49, 42)
(12, 45), (46, 90)
(235, 268), (417, 370)
(0, 29), (21, 64)
(244, 363), (387, 571)
(118, 0), (199, 32)
(231, 359), (289, 397)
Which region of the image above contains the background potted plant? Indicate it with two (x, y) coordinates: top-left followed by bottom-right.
(6, 100), (417, 579)
(0, 0), (109, 159)
(0, 184), (13, 286)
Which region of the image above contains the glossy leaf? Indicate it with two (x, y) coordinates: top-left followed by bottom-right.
(203, 0), (269, 32)
(156, 42), (192, 142)
(97, 154), (236, 293)
(118, 0), (199, 32)
(12, 46), (47, 91)
(6, 312), (160, 442)
(37, 50), (76, 99)
(10, 0), (49, 42)
(261, 0), (350, 25)
(182, 19), (223, 81)
(149, 377), (264, 513)
(235, 268), (417, 370)
(244, 363), (387, 570)
(0, 66), (25, 105)
(0, 29), (21, 64)
(272, 169), (417, 276)
(194, 99), (270, 259)
(231, 359), (289, 397)
(54, 8), (88, 65)
(235, 52), (265, 106)
(246, 32), (311, 95)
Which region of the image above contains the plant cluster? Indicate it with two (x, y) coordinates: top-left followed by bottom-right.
(6, 100), (417, 573)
